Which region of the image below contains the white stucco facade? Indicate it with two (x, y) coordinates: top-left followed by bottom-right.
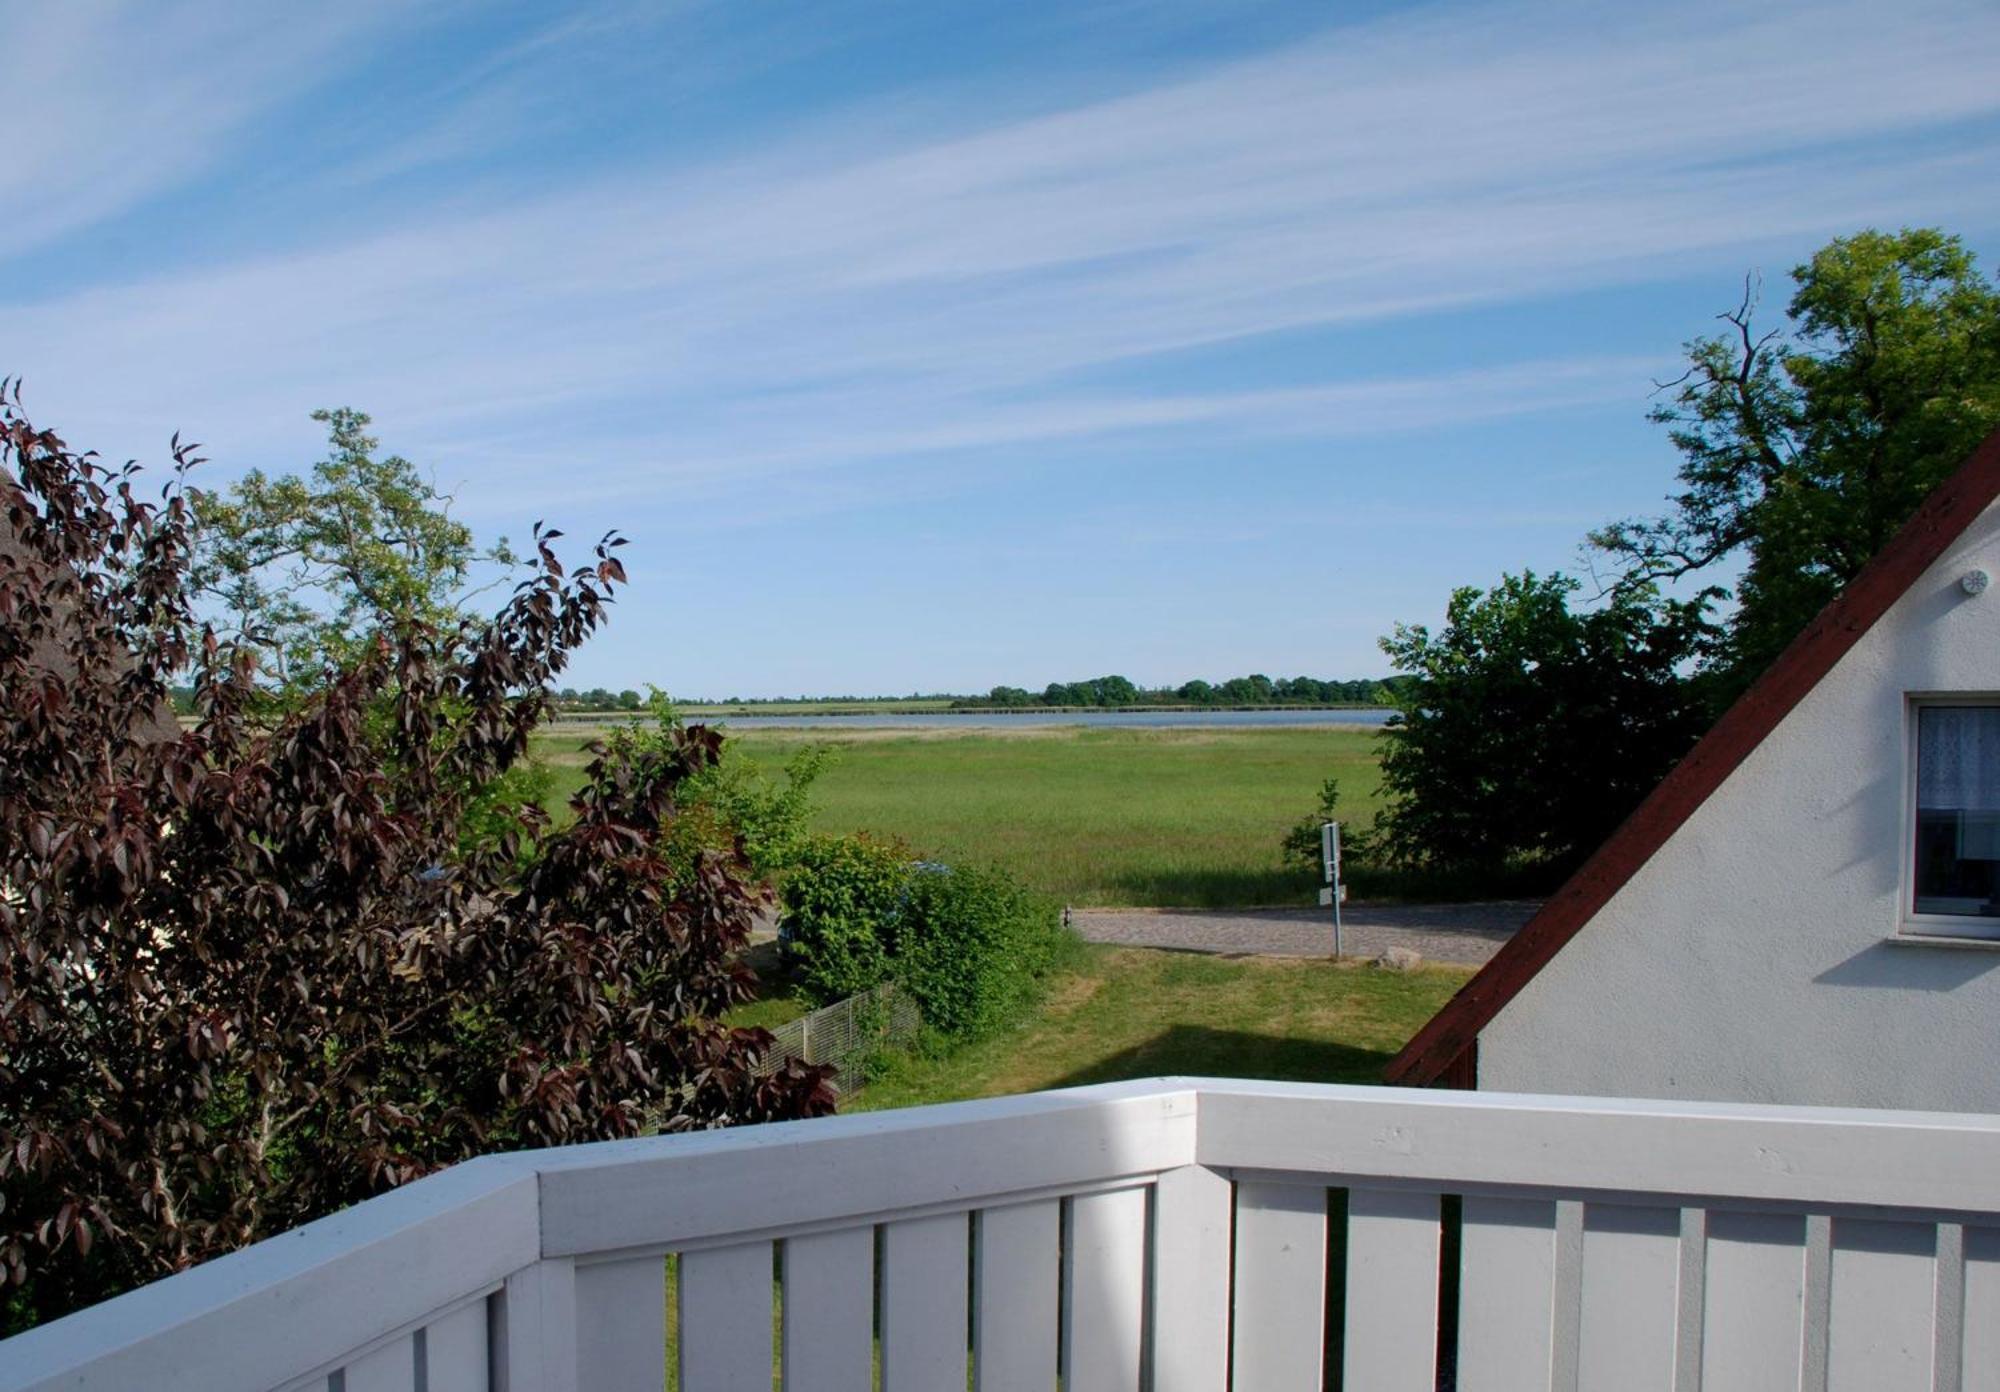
(1479, 496), (2000, 1112)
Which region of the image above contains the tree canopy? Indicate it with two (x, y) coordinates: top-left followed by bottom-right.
(1373, 573), (1714, 879)
(189, 408), (516, 691)
(1593, 228), (2000, 689)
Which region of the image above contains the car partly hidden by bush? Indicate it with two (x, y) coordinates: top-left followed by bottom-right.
(778, 834), (1073, 1040)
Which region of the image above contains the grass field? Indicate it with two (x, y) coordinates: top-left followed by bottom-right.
(847, 945), (1469, 1111)
(533, 724), (1383, 907)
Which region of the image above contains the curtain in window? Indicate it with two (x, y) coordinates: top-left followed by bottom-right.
(1917, 706), (2000, 811)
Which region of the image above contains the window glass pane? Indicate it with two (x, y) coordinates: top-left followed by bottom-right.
(1914, 705), (2000, 917)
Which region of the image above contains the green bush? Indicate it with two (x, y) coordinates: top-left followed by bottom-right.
(1280, 775), (1546, 902)
(779, 835), (912, 1003)
(894, 862), (1070, 1040)
(779, 836), (1074, 1040)
(679, 739), (830, 880)
(1281, 776), (1346, 872)
(609, 693), (833, 886)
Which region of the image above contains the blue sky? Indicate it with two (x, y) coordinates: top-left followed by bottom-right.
(6, 0), (2000, 696)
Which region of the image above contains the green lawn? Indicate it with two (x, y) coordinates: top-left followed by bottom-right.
(846, 944), (1468, 1111)
(721, 991), (813, 1032)
(534, 724), (1383, 907)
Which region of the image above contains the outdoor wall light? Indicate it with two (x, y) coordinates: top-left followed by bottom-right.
(1961, 569), (1991, 597)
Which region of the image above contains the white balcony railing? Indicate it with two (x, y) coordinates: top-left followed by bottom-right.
(5, 1078), (2000, 1391)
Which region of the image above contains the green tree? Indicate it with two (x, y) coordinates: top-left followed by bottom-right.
(1374, 573), (1714, 880)
(1594, 228), (2000, 692)
(1092, 674), (1139, 705)
(1218, 674), (1274, 704)
(190, 408), (516, 689)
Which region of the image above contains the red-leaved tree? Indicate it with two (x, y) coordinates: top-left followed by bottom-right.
(0, 386), (833, 1330)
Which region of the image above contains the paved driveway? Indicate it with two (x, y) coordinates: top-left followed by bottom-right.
(1070, 901), (1539, 965)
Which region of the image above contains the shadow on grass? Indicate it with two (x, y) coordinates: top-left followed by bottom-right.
(1100, 866), (1311, 908)
(1344, 860), (1563, 903)
(1043, 1024), (1395, 1089)
(1106, 861), (1566, 909)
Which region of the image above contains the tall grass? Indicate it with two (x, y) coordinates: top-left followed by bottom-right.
(538, 725), (1384, 908)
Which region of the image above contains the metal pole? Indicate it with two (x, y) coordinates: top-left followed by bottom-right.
(1322, 821), (1344, 959)
(1332, 821), (1343, 959)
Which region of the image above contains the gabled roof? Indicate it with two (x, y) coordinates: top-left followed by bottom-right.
(1387, 427), (2000, 1086)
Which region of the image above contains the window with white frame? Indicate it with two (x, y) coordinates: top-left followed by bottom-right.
(1912, 702), (2000, 923)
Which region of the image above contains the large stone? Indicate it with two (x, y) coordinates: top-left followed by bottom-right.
(1374, 946), (1423, 972)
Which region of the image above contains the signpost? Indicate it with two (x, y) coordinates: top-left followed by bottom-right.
(1318, 821), (1346, 958)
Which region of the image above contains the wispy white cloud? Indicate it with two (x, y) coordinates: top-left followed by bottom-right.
(323, 1), (731, 187)
(4, 0), (1998, 513)
(0, 0), (402, 262)
(411, 354), (1664, 521)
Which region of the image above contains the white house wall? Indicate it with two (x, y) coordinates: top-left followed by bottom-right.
(1480, 496), (2000, 1110)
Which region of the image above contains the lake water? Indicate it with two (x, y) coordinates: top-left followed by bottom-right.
(677, 708), (1395, 731)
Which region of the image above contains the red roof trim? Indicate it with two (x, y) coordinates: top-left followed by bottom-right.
(1387, 427), (2000, 1085)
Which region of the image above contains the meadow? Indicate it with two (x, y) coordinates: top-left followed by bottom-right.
(533, 723), (1385, 908)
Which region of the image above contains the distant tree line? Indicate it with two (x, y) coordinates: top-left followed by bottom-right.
(549, 678), (1396, 711)
(555, 686), (646, 710)
(557, 690), (971, 709)
(969, 674), (1395, 709)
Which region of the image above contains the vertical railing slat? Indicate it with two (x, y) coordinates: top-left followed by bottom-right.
(1063, 1188), (1149, 1392)
(342, 1334), (417, 1392)
(882, 1213), (970, 1392)
(975, 1200), (1059, 1392)
(574, 1257), (667, 1392)
(1342, 1187), (1440, 1392)
(496, 1258), (578, 1392)
(785, 1227), (875, 1392)
(1231, 1180), (1327, 1392)
(680, 1243), (774, 1392)
(423, 1300), (489, 1392)
(1576, 1203), (1681, 1392)
(1827, 1219), (1936, 1392)
(1151, 1164), (1231, 1392)
(1965, 1225), (2000, 1392)
(1458, 1196), (1557, 1392)
(1701, 1211), (1806, 1392)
